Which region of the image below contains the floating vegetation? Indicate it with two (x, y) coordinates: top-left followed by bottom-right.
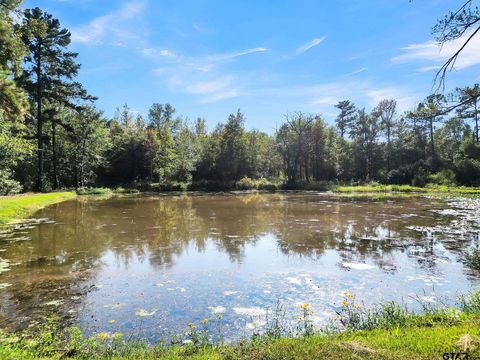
(44, 300), (64, 307)
(232, 307), (266, 317)
(208, 306), (226, 314)
(135, 309), (157, 317)
(104, 303), (124, 310)
(223, 291), (238, 296)
(341, 262), (375, 270)
(0, 258), (10, 273)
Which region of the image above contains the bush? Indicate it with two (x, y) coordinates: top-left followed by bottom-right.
(150, 182), (190, 192)
(113, 187), (140, 194)
(76, 187), (112, 195)
(386, 167), (413, 185)
(458, 289), (480, 314)
(455, 159), (480, 186)
(411, 171), (428, 187)
(0, 170), (22, 195)
(235, 177), (278, 191)
(429, 169), (457, 186)
(465, 247), (480, 271)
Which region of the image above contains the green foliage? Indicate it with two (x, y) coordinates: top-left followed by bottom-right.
(0, 170), (22, 195)
(113, 187), (140, 194)
(429, 169), (457, 186)
(3, 4), (480, 194)
(235, 177), (278, 191)
(458, 290), (480, 314)
(0, 294), (480, 359)
(76, 187), (111, 195)
(334, 183), (427, 193)
(333, 293), (412, 331)
(465, 247), (480, 270)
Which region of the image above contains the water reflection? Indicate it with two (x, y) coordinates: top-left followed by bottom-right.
(0, 193), (478, 341)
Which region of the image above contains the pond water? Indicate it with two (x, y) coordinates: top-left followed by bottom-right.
(0, 193), (479, 342)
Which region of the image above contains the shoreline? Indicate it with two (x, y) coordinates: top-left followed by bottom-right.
(0, 192), (76, 225)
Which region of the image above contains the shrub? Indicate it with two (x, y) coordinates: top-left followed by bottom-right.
(0, 170), (22, 195)
(458, 289), (480, 314)
(465, 247), (480, 271)
(235, 177), (278, 191)
(455, 159), (480, 186)
(113, 187), (140, 194)
(429, 169), (457, 186)
(411, 168), (428, 187)
(76, 187), (112, 195)
(333, 293), (411, 331)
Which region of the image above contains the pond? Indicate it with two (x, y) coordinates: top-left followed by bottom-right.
(0, 193), (479, 342)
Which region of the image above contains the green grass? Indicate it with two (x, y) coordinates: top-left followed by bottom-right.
(0, 316), (478, 359)
(0, 192), (76, 225)
(332, 183), (480, 194)
(1, 290), (479, 359)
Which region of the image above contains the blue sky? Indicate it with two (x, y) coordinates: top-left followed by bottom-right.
(24, 0), (480, 132)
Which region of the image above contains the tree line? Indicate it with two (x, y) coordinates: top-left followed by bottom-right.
(1, 1), (480, 194)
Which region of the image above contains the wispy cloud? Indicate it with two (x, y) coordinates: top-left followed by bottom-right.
(294, 36), (326, 55)
(345, 67), (367, 76)
(252, 81), (421, 116)
(145, 46), (268, 103)
(71, 0), (147, 46)
(391, 29), (480, 71)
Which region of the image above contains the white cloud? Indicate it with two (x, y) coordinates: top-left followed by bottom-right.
(71, 1), (147, 45)
(146, 46), (268, 103)
(295, 36), (327, 55)
(391, 29), (480, 71)
(253, 81), (422, 116)
(185, 76), (235, 95)
(142, 48), (176, 58)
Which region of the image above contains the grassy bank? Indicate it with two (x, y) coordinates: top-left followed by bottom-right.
(0, 314), (478, 359)
(1, 291), (479, 359)
(0, 192), (76, 225)
(333, 183), (480, 194)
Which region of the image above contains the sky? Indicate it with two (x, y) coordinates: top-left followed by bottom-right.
(23, 0), (480, 133)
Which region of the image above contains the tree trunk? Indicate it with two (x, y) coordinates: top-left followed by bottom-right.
(429, 117), (435, 156)
(386, 127), (391, 171)
(36, 51), (44, 192)
(475, 101), (479, 143)
(51, 119), (58, 190)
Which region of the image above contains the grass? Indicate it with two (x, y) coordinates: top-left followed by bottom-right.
(1, 290), (479, 359)
(0, 315), (478, 359)
(332, 183), (480, 194)
(0, 192), (76, 225)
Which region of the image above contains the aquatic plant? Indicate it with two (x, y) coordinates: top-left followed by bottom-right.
(297, 303), (314, 336)
(458, 289), (480, 314)
(465, 247), (480, 271)
(333, 292), (411, 331)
